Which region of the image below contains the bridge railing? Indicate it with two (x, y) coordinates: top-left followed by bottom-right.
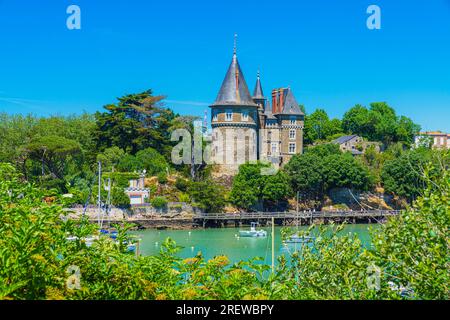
(195, 210), (400, 220)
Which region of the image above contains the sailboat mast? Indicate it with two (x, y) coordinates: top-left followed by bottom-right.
(97, 161), (102, 228)
(271, 216), (275, 273)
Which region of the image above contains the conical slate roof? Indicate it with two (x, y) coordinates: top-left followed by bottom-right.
(252, 71), (264, 99)
(277, 88), (304, 115)
(212, 53), (257, 107)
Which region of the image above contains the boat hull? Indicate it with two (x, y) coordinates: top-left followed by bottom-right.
(239, 230), (267, 237)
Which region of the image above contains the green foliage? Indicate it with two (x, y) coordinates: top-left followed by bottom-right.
(230, 162), (291, 210)
(187, 180), (226, 213)
(136, 148), (168, 175)
(157, 172), (168, 184)
(178, 193), (190, 203)
(175, 177), (188, 192)
(381, 148), (446, 201)
(117, 154), (141, 172)
(342, 103), (420, 147)
(0, 161), (448, 300)
(151, 196), (168, 209)
(94, 90), (176, 157)
(96, 147), (125, 171)
(111, 187), (131, 208)
(285, 145), (374, 204)
(369, 162), (450, 299)
(304, 109), (343, 145)
(24, 135), (82, 191)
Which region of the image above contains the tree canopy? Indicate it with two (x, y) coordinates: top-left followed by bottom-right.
(230, 162), (291, 211)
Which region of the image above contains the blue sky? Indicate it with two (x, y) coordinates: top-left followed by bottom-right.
(0, 0), (449, 131)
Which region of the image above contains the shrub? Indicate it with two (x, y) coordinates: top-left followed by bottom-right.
(178, 193), (190, 203)
(157, 172), (168, 184)
(175, 178), (188, 192)
(151, 196), (168, 209)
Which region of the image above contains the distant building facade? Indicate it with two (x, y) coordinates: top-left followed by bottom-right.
(414, 131), (450, 149)
(210, 47), (304, 175)
(124, 173), (149, 205)
(332, 135), (381, 155)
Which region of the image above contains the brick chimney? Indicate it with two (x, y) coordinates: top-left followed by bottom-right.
(271, 89), (277, 114)
(279, 88), (284, 113)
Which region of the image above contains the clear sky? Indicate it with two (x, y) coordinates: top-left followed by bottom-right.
(0, 0), (449, 131)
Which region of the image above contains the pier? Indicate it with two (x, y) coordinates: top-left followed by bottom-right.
(193, 210), (400, 227)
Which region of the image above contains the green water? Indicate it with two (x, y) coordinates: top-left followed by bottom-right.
(133, 224), (376, 264)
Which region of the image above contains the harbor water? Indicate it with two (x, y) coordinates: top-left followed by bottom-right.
(132, 224), (377, 265)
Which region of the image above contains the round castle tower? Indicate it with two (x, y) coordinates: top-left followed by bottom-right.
(210, 45), (258, 175)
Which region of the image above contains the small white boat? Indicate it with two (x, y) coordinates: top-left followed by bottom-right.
(283, 234), (315, 244)
(239, 222), (267, 237)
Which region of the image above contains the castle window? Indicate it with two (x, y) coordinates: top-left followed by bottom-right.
(289, 142), (296, 154)
(289, 129), (296, 140)
(268, 131), (272, 140)
(212, 110), (218, 122)
(290, 116), (296, 125)
(241, 110), (248, 121)
(271, 142), (278, 154)
(225, 110), (233, 121)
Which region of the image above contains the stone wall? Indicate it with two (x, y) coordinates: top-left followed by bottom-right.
(66, 202), (200, 221)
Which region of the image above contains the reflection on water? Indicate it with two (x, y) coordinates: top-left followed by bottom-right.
(132, 224), (377, 265)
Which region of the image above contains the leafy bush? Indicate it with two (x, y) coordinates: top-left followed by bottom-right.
(178, 193), (190, 203)
(188, 180), (226, 213)
(151, 196), (168, 209)
(230, 162), (291, 211)
(285, 145), (374, 205)
(157, 172), (168, 184)
(0, 155), (448, 300)
(175, 177), (188, 192)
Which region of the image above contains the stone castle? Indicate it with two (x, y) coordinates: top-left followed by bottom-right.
(210, 45), (305, 175)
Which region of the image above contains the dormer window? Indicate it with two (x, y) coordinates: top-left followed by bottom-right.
(225, 110), (233, 121)
(290, 116), (296, 125)
(241, 110), (248, 121)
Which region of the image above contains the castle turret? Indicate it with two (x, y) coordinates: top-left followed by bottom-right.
(210, 36), (259, 175)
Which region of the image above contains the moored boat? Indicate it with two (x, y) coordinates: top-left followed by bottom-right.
(239, 222), (267, 237)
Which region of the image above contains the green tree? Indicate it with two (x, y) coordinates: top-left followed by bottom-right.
(188, 180), (226, 213)
(230, 162), (290, 210)
(151, 196), (168, 209)
(380, 148), (440, 201)
(342, 103), (420, 147)
(304, 109), (343, 144)
(136, 147), (168, 175)
(285, 145), (373, 205)
(23, 135), (81, 182)
(94, 90), (176, 156)
(117, 154), (141, 172)
(342, 104), (373, 139)
(96, 146), (125, 171)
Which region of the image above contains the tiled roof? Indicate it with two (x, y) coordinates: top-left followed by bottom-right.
(211, 53), (257, 107)
(252, 71), (264, 99)
(275, 88), (304, 115)
(333, 135), (359, 144)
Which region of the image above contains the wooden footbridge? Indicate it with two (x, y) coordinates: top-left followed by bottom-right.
(193, 210), (400, 227)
